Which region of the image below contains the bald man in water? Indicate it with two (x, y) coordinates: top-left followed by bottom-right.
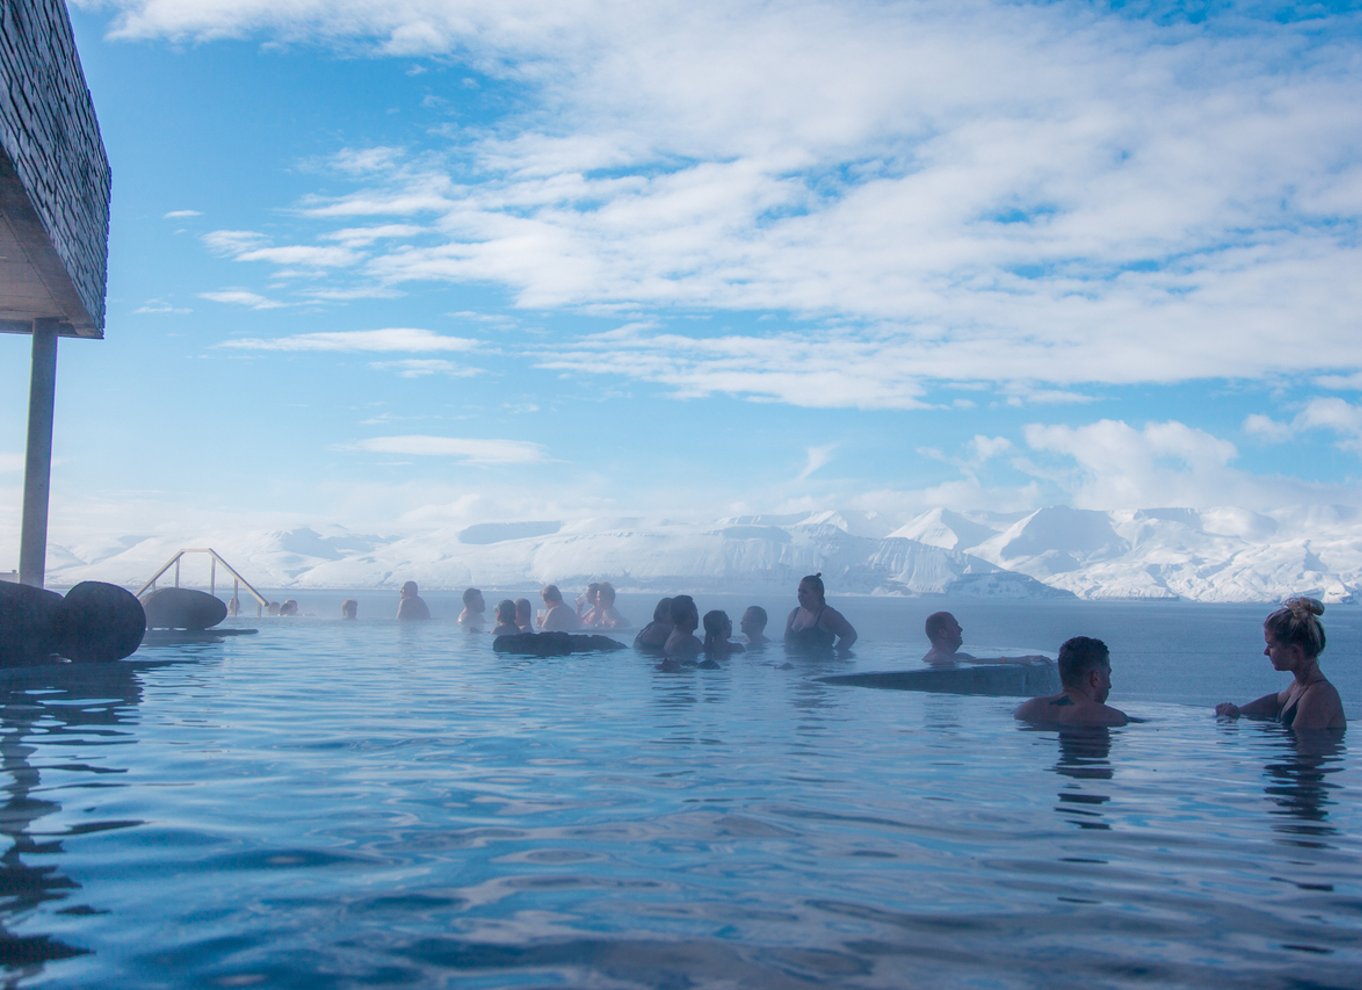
(1015, 636), (1128, 727)
(396, 581), (431, 621)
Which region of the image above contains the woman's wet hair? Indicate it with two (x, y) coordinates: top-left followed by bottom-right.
(799, 573), (825, 600)
(653, 597), (673, 622)
(463, 587), (482, 606)
(702, 610), (728, 644)
(1264, 596), (1326, 658)
(597, 583), (616, 606)
(496, 599), (516, 623)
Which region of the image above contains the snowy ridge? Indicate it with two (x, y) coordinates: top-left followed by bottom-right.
(33, 505), (1362, 603)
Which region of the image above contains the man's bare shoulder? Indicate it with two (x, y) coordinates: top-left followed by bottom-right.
(1014, 693), (1069, 721)
(1016, 694), (1128, 727)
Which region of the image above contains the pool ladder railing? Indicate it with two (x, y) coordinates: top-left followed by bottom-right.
(136, 548), (270, 617)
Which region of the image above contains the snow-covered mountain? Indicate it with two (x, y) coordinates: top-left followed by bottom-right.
(32, 504), (1362, 603)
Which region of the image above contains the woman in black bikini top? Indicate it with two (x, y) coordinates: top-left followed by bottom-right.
(1215, 596), (1345, 731)
(784, 573), (858, 653)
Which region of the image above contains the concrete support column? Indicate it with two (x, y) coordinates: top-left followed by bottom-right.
(19, 319), (59, 588)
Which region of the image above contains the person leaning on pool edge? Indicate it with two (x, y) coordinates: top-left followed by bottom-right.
(923, 611), (1047, 667)
(1216, 597), (1345, 731)
(1015, 636), (1128, 727)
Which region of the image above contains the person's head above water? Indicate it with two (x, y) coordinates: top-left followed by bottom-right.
(653, 597), (674, 623)
(702, 610), (729, 640)
(925, 611), (964, 653)
(670, 595), (698, 630)
(597, 583), (616, 607)
(515, 598), (533, 627)
(740, 606), (767, 637)
(541, 584), (564, 605)
(401, 581), (420, 597)
(463, 587), (484, 609)
(1264, 596), (1326, 659)
(1058, 636), (1112, 699)
(496, 599), (516, 624)
(796, 573), (825, 610)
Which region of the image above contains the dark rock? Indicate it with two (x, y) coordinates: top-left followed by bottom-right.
(493, 631), (627, 657)
(56, 582), (146, 662)
(139, 587), (228, 630)
(1, 580), (145, 664)
(0, 580), (64, 664)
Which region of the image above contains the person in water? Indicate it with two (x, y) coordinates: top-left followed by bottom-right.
(923, 611), (1047, 667)
(740, 605), (769, 646)
(458, 587), (485, 633)
(634, 597), (674, 651)
(341, 599), (358, 620)
(514, 598), (535, 633)
(539, 584), (580, 631)
(1014, 636), (1128, 727)
(397, 581), (431, 621)
(1215, 597), (1345, 731)
(784, 573), (857, 652)
(663, 595), (703, 663)
(492, 599), (519, 637)
(577, 583), (602, 622)
(585, 583), (627, 629)
(702, 610), (744, 662)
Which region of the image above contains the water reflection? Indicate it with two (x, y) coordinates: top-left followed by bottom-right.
(1049, 727), (1114, 831)
(1261, 729), (1346, 850)
(0, 662), (145, 977)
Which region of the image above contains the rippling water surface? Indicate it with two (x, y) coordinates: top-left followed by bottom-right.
(2, 596), (1359, 988)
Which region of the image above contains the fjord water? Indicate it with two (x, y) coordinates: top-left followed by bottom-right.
(2, 595), (1359, 987)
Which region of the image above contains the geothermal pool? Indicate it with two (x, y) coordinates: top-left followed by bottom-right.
(1, 595), (1358, 987)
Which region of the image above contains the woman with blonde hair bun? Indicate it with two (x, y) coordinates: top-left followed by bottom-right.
(1215, 596), (1345, 730)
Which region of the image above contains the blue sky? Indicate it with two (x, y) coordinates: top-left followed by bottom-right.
(4, 0), (1362, 551)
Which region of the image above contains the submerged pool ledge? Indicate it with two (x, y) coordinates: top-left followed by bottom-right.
(819, 661), (1061, 697)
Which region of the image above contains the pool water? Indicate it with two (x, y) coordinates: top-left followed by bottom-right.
(2, 597), (1359, 988)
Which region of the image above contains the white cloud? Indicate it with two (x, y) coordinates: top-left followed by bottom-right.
(162, 208), (201, 218)
(91, 2), (1362, 407)
(202, 229), (269, 255)
(218, 327), (479, 353)
(1016, 418), (1324, 510)
(233, 244), (359, 268)
(532, 325), (932, 409)
(135, 298), (192, 314)
(345, 435), (547, 464)
(199, 289), (288, 309)
(795, 444), (836, 483)
(369, 359), (481, 378)
(1244, 398), (1362, 454)
(1296, 397), (1362, 453)
(322, 223), (428, 246)
(1243, 413), (1290, 442)
(969, 435), (1012, 463)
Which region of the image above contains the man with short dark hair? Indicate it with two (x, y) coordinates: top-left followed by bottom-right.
(1014, 636), (1128, 727)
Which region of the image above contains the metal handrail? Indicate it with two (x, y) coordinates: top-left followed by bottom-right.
(136, 548), (269, 615)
